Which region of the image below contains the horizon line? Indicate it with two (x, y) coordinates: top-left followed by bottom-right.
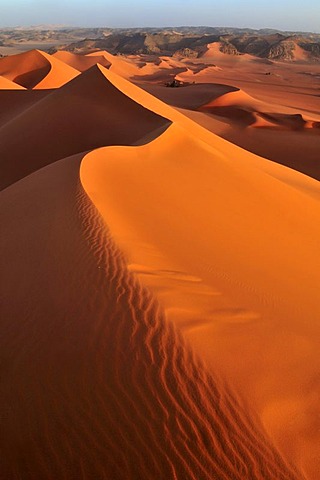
(0, 24), (320, 35)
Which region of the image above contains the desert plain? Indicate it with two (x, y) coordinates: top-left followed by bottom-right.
(1, 30), (320, 480)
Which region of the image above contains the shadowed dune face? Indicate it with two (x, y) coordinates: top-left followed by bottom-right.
(0, 156), (302, 480)
(0, 50), (51, 88)
(13, 65), (52, 89)
(0, 64), (169, 190)
(0, 90), (52, 127)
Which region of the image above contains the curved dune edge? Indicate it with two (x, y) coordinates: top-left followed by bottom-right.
(95, 64), (320, 198)
(0, 49), (79, 89)
(33, 50), (80, 89)
(0, 49), (51, 88)
(80, 118), (320, 479)
(197, 86), (320, 129)
(1, 154), (303, 480)
(87, 50), (142, 78)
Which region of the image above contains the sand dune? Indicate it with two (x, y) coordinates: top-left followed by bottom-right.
(1, 48), (319, 480)
(176, 64), (222, 82)
(96, 63), (320, 185)
(0, 64), (168, 190)
(81, 121), (320, 480)
(0, 49), (51, 88)
(0, 49), (79, 89)
(1, 149), (304, 480)
(53, 50), (111, 71)
(141, 83), (237, 110)
(201, 42), (227, 58)
(33, 50), (80, 89)
(197, 85), (320, 131)
(87, 50), (141, 78)
(201, 88), (259, 109)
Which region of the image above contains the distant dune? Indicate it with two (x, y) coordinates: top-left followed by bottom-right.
(53, 50), (112, 71)
(0, 49), (79, 89)
(1, 46), (319, 480)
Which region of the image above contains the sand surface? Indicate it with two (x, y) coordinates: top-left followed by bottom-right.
(1, 48), (319, 480)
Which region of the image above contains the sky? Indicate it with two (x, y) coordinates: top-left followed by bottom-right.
(0, 0), (319, 32)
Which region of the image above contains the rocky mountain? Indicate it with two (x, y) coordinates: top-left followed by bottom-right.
(50, 30), (320, 62)
(1, 26), (320, 62)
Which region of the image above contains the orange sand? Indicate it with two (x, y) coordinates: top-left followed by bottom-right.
(1, 48), (319, 480)
(0, 49), (79, 89)
(53, 50), (112, 71)
(0, 75), (25, 89)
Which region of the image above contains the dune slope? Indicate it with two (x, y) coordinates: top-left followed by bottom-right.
(0, 89), (52, 128)
(81, 122), (320, 479)
(0, 154), (302, 480)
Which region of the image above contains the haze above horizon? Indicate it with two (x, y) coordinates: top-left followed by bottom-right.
(1, 0), (319, 33)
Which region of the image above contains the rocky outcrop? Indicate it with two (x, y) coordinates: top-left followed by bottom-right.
(267, 41), (296, 60)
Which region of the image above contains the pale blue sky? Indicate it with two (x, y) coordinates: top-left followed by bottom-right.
(0, 0), (319, 32)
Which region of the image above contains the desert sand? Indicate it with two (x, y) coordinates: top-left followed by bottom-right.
(1, 47), (320, 480)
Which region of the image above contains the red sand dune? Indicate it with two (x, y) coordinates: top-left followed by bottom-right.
(176, 64), (222, 82)
(1, 49), (320, 480)
(141, 83), (237, 110)
(87, 50), (141, 77)
(53, 50), (111, 71)
(1, 153), (304, 480)
(0, 49), (79, 89)
(201, 88), (259, 109)
(0, 64), (168, 190)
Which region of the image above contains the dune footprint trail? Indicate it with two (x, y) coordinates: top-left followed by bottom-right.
(1, 153), (302, 479)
